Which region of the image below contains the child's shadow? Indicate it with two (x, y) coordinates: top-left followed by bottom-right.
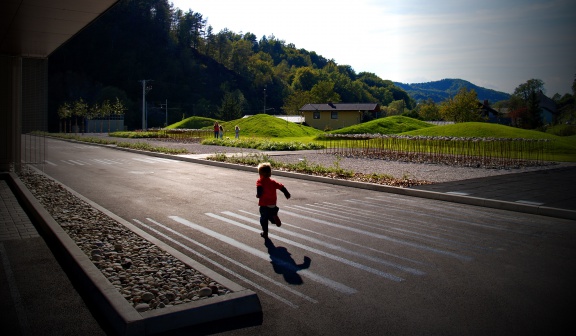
(264, 238), (311, 285)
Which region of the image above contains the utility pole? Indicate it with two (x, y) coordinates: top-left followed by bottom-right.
(139, 79), (152, 130)
(160, 99), (168, 127)
(263, 87), (266, 114)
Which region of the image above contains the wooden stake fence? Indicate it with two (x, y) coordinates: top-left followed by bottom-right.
(322, 134), (551, 168)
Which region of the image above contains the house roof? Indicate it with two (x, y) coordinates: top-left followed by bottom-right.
(538, 91), (557, 114)
(300, 103), (380, 112)
(477, 101), (499, 116)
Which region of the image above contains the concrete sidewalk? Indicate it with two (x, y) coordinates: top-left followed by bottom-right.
(1, 175), (110, 335)
(1, 159), (575, 335)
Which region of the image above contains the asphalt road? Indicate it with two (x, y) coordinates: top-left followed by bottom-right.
(36, 138), (576, 335)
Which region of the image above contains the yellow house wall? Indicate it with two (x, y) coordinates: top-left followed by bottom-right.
(302, 111), (362, 130)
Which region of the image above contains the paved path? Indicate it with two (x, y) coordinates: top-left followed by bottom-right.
(1, 144), (575, 335)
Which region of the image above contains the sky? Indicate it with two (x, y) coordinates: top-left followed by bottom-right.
(170, 0), (575, 96)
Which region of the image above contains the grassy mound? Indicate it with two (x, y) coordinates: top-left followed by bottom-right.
(403, 122), (554, 139)
(166, 116), (219, 129)
(328, 116), (434, 135)
(216, 114), (323, 138)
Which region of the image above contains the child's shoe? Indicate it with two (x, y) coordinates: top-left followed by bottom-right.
(260, 231), (268, 238)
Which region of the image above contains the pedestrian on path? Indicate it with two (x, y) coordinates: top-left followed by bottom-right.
(256, 162), (291, 238)
(213, 122), (219, 138)
(235, 125), (240, 139)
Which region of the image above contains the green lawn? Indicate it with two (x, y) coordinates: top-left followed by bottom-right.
(108, 115), (576, 162)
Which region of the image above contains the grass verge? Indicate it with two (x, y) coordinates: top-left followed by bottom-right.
(206, 153), (431, 187)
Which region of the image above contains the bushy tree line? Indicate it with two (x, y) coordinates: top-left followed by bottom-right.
(48, 0), (413, 130)
(48, 0), (573, 131)
(57, 98), (125, 133)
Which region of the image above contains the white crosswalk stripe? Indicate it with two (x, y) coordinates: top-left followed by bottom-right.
(171, 215), (360, 293)
(45, 157), (182, 166)
(129, 194), (532, 309)
(134, 218), (316, 308)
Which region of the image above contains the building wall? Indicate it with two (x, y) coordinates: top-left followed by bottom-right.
(0, 55), (14, 171)
(85, 118), (125, 132)
(302, 110), (363, 130)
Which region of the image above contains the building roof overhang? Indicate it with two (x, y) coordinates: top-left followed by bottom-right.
(1, 0), (118, 58)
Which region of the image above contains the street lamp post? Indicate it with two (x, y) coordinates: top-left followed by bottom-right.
(139, 79), (152, 130)
(160, 99), (168, 127)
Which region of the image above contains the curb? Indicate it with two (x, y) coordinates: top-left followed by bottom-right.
(4, 171), (262, 336)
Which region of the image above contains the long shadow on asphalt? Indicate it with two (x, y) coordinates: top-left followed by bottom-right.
(264, 238), (311, 285)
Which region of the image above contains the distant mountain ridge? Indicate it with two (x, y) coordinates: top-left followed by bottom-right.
(393, 78), (511, 104)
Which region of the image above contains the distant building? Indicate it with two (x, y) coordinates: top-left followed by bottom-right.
(537, 91), (558, 124)
(242, 114), (305, 124)
(299, 103), (381, 130)
(495, 91), (558, 127)
(274, 115), (305, 124)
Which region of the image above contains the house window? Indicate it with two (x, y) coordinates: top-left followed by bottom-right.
(331, 111), (338, 119)
(313, 111), (320, 119)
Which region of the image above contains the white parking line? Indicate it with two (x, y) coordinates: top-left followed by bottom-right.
(170, 215), (359, 294)
(281, 209), (473, 262)
(204, 213), (404, 282)
(134, 218), (313, 308)
(237, 210), (428, 266)
(225, 211), (425, 276)
(310, 202), (491, 252)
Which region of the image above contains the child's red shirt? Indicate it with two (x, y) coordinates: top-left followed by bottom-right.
(256, 176), (284, 206)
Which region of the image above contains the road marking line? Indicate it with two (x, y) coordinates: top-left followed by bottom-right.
(171, 215), (358, 294)
(134, 219), (310, 308)
(312, 202), (490, 252)
(281, 209), (473, 262)
(92, 159), (114, 165)
(225, 211), (424, 276)
(238, 210), (428, 266)
(205, 213), (403, 282)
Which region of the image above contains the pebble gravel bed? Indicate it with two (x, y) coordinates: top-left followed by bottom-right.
(17, 169), (231, 313)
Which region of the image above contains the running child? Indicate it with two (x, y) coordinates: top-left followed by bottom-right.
(256, 162), (291, 238)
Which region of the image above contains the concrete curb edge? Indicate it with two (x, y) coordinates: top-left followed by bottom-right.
(4, 171), (262, 336)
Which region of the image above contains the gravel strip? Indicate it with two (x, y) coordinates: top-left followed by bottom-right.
(262, 153), (576, 183)
(18, 169), (232, 313)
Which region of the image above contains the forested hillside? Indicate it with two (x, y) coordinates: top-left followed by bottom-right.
(48, 0), (413, 131)
(394, 79), (510, 104)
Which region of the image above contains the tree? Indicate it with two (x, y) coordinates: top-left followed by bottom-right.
(418, 99), (441, 120)
(72, 98), (88, 133)
(229, 39), (253, 75)
(439, 88), (484, 122)
(310, 81), (340, 103)
(387, 100), (406, 116)
(291, 67), (320, 91)
(218, 89), (246, 121)
(512, 79), (544, 128)
(57, 102), (72, 133)
(282, 90), (314, 115)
